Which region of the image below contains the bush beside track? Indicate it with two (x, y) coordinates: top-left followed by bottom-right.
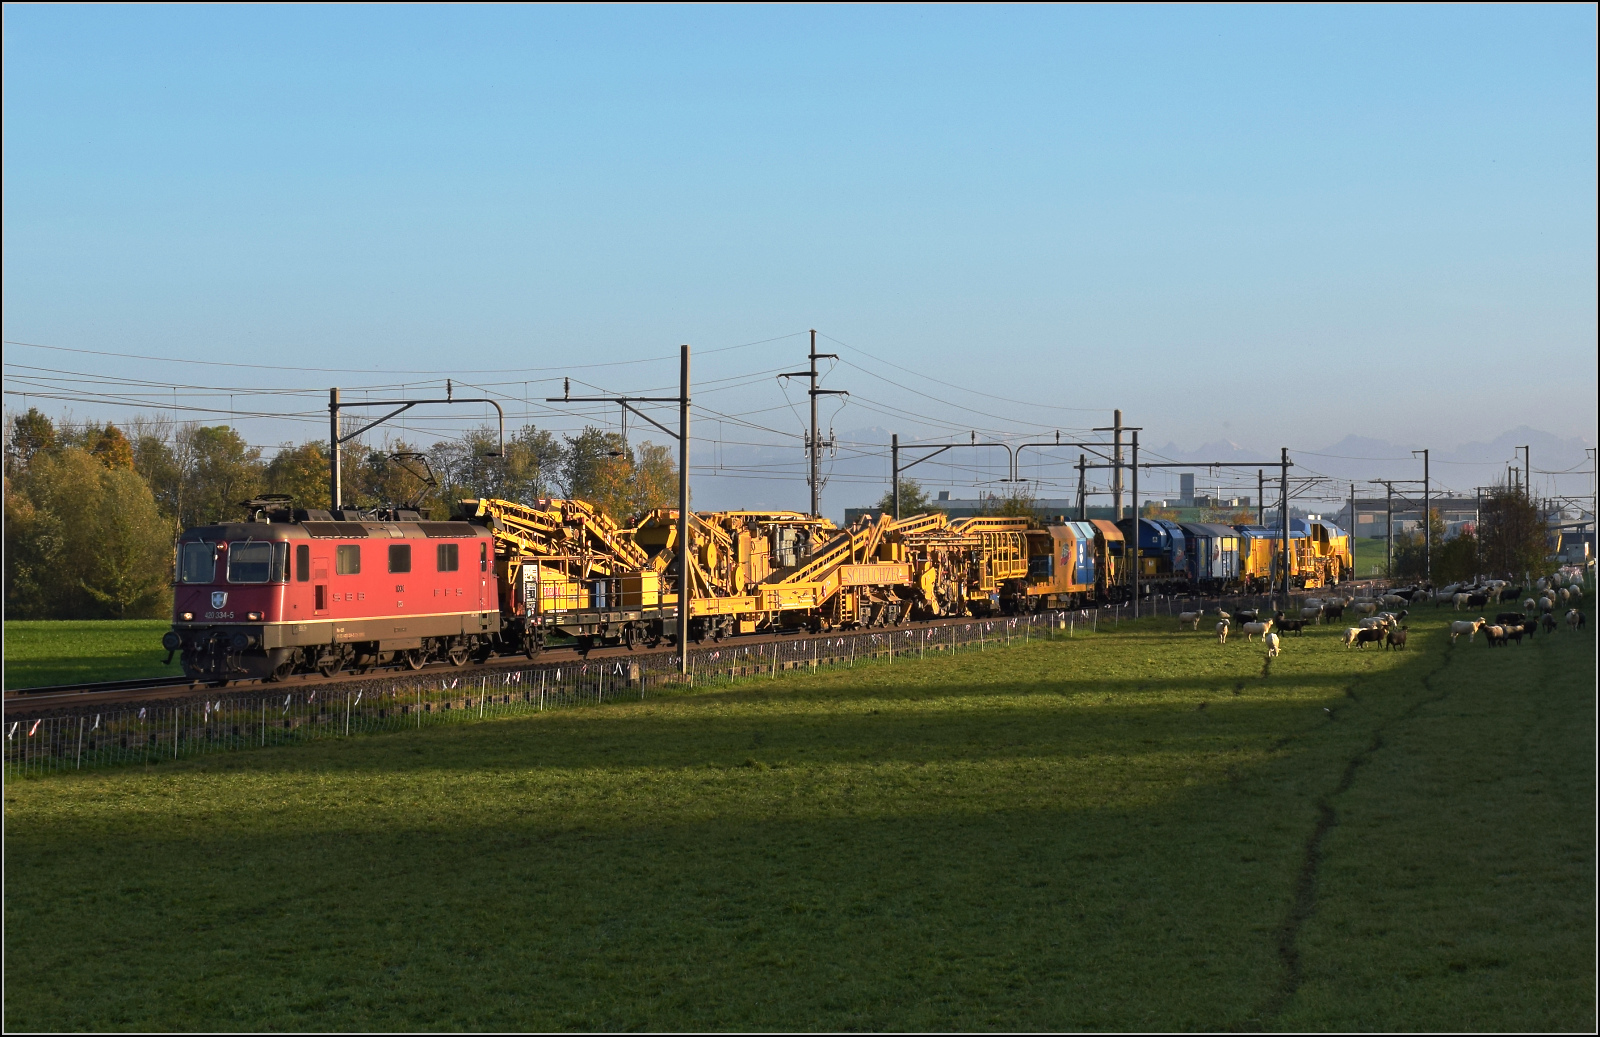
(3, 603), (1593, 1030)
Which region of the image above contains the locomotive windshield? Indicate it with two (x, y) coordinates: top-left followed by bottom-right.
(226, 542), (275, 583)
(178, 542), (216, 583)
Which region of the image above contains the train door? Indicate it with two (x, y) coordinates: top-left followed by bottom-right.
(313, 552), (329, 614)
(478, 540), (488, 608)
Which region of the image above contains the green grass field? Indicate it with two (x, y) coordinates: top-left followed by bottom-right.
(1353, 536), (1390, 578)
(3, 620), (180, 690)
(5, 609), (1593, 1030)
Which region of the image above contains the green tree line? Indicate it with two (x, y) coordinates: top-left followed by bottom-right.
(4, 409), (677, 620)
(1389, 488), (1549, 584)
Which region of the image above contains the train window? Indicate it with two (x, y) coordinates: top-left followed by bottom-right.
(336, 544), (361, 575)
(437, 543), (459, 572)
(295, 544), (310, 582)
(480, 541), (488, 572)
(227, 542), (274, 583)
(388, 543), (412, 574)
(274, 542), (290, 582)
(178, 542), (216, 583)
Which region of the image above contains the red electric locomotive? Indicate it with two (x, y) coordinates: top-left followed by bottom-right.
(164, 497), (500, 682)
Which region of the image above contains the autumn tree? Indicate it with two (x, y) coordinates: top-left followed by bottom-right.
(1478, 487), (1548, 579)
(263, 441), (332, 510)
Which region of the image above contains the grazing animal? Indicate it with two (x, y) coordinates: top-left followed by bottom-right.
(1216, 620), (1230, 644)
(1276, 618), (1307, 636)
(1342, 627), (1361, 647)
(1304, 598), (1324, 610)
(1381, 593), (1406, 608)
(1385, 626), (1409, 650)
(1499, 586), (1523, 603)
(1505, 624), (1524, 645)
(1520, 620), (1537, 641)
(1178, 611), (1203, 630)
(1323, 604), (1344, 621)
(1216, 609), (1232, 621)
(1449, 618), (1486, 643)
(1359, 616), (1390, 631)
(1299, 606), (1323, 623)
(1495, 612), (1526, 627)
(1235, 609), (1259, 623)
(1567, 609), (1583, 631)
(1541, 613), (1557, 633)
(1536, 578), (1549, 592)
(1242, 620), (1274, 641)
(1539, 597), (1555, 613)
(1484, 624), (1508, 647)
(1558, 588), (1571, 605)
(1523, 598), (1537, 613)
(1353, 602), (1378, 617)
(1354, 628), (1385, 649)
(1452, 593), (1470, 610)
(1264, 631), (1281, 658)
(1467, 593), (1489, 608)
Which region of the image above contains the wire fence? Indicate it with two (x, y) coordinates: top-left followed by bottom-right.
(5, 609), (1106, 779)
(5, 578), (1419, 780)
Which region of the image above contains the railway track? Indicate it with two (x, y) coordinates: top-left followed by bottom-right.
(2, 614), (1030, 717)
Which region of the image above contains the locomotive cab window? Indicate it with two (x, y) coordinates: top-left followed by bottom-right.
(178, 542), (217, 584)
(227, 542), (274, 583)
(274, 542), (290, 582)
(295, 544), (311, 582)
(389, 543), (412, 573)
(335, 544), (361, 575)
(436, 543), (459, 572)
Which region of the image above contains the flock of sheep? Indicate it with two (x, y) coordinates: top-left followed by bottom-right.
(1447, 570), (1589, 646)
(1173, 567), (1590, 659)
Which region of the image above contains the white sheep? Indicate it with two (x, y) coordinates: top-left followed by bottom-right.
(1178, 610), (1203, 630)
(1264, 631), (1281, 658)
(1449, 618), (1486, 643)
(1567, 609), (1582, 631)
(1216, 620), (1230, 644)
(1452, 592), (1470, 610)
(1242, 619), (1274, 641)
(1342, 626), (1361, 647)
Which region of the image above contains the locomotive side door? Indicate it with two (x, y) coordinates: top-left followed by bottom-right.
(313, 553), (330, 614)
(478, 541), (488, 608)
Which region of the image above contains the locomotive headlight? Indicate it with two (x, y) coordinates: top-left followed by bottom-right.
(181, 612), (194, 621)
(247, 611), (263, 621)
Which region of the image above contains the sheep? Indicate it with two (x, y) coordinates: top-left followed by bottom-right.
(1567, 609), (1583, 631)
(1264, 631), (1281, 657)
(1385, 626), (1409, 650)
(1304, 597), (1324, 610)
(1241, 619), (1274, 641)
(1452, 593), (1470, 610)
(1216, 620), (1230, 644)
(1536, 577), (1549, 592)
(1277, 618), (1308, 636)
(1178, 610), (1203, 630)
(1323, 603), (1345, 621)
(1353, 602), (1378, 617)
(1495, 612), (1526, 627)
(1523, 598), (1537, 613)
(1359, 616), (1390, 631)
(1484, 624), (1508, 647)
(1216, 609), (1232, 621)
(1539, 597), (1555, 613)
(1381, 593), (1407, 608)
(1449, 618), (1486, 643)
(1299, 605), (1324, 623)
(1235, 609), (1259, 623)
(1541, 613), (1557, 633)
(1342, 627), (1361, 647)
(1466, 593), (1490, 608)
(1498, 585), (1523, 603)
(1558, 588), (1571, 605)
(1354, 628), (1385, 649)
(1520, 620), (1538, 641)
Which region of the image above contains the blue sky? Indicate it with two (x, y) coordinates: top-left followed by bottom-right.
(3, 5), (1595, 513)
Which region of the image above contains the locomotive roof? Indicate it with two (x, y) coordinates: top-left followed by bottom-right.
(180, 519), (486, 541)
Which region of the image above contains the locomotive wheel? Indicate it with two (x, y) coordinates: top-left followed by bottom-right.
(404, 649), (425, 671)
(317, 657), (343, 679)
(448, 645), (469, 667)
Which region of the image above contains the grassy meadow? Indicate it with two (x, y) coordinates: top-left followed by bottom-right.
(4, 606), (1594, 1031)
(3, 620), (180, 690)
